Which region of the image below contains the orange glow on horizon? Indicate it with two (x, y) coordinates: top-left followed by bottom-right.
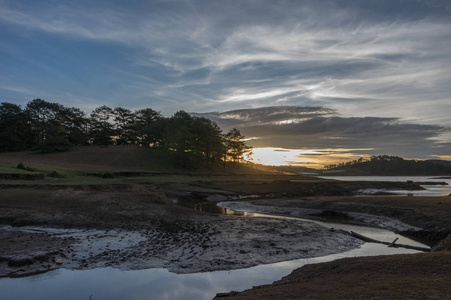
(249, 147), (374, 169)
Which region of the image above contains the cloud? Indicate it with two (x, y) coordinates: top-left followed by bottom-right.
(0, 0), (450, 126)
(197, 106), (450, 160)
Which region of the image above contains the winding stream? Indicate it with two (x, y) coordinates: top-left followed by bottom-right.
(0, 201), (430, 300)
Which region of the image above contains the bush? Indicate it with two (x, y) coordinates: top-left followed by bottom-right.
(16, 162), (35, 171)
(47, 171), (65, 178)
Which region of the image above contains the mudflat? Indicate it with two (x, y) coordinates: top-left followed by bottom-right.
(0, 184), (362, 277)
(214, 196), (451, 299)
(1, 177), (450, 299)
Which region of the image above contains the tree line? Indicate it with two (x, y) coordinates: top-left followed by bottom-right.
(0, 99), (252, 168)
(324, 155), (451, 175)
(323, 155), (403, 170)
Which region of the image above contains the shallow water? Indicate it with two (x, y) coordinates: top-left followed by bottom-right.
(215, 202), (429, 249)
(0, 202), (429, 300)
(0, 243), (421, 300)
(319, 175), (451, 196)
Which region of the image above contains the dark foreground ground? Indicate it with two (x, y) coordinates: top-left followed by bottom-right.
(0, 178), (450, 299)
(215, 251), (451, 300)
(0, 183), (363, 277)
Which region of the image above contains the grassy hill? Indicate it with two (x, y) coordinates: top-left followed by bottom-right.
(0, 146), (299, 186)
(0, 146), (180, 173)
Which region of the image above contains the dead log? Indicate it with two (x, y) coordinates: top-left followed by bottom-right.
(350, 231), (430, 252)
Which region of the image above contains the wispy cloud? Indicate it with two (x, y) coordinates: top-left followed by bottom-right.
(0, 0), (450, 156)
(197, 106), (450, 160)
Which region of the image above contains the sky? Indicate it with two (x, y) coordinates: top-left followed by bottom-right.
(1, 0), (450, 167)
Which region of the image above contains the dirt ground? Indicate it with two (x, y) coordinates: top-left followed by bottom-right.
(214, 197), (451, 299)
(1, 180), (450, 299)
(231, 195), (451, 245)
(214, 251), (451, 300)
(0, 185), (362, 277)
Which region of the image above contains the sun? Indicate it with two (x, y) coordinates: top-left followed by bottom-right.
(250, 148), (300, 166)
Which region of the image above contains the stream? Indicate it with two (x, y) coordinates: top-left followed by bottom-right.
(0, 203), (430, 300)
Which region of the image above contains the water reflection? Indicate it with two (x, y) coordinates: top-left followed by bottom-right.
(182, 200), (429, 249)
(181, 201), (257, 217)
(320, 176), (451, 196)
(0, 243), (420, 300)
(0, 200), (431, 300)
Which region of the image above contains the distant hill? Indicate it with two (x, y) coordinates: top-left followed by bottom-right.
(427, 160), (451, 168)
(323, 155), (451, 176)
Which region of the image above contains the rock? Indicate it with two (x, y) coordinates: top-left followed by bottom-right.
(56, 258), (63, 265)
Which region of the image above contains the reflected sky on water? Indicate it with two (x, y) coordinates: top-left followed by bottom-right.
(1, 177), (438, 300)
(0, 243), (420, 300)
(320, 176), (451, 196)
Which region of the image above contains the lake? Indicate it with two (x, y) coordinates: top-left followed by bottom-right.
(319, 175), (451, 196)
(0, 204), (428, 300)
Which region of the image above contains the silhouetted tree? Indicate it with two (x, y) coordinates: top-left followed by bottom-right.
(0, 99), (254, 170)
(89, 105), (115, 145)
(25, 99), (72, 152)
(113, 107), (134, 145)
(133, 108), (164, 147)
(0, 102), (30, 151)
(63, 107), (89, 146)
(223, 128), (252, 167)
(191, 117), (224, 167)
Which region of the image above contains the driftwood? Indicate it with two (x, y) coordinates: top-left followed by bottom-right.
(388, 237), (399, 247)
(350, 231), (430, 252)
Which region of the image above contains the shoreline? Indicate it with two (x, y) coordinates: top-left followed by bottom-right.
(1, 195), (433, 278)
(1, 180), (450, 299)
(0, 211), (363, 278)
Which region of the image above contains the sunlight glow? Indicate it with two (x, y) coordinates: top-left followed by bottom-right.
(250, 148), (300, 166)
(250, 147), (374, 169)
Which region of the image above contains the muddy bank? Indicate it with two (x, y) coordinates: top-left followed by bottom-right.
(214, 252), (451, 300)
(0, 220), (362, 278)
(0, 187), (362, 277)
(169, 180), (426, 201)
(218, 201), (421, 232)
(1, 181), (449, 281)
(236, 196), (451, 246)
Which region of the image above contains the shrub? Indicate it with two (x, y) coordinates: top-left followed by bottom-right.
(47, 171), (65, 178)
(16, 162), (35, 171)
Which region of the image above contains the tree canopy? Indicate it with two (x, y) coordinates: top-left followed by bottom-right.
(0, 99), (252, 169)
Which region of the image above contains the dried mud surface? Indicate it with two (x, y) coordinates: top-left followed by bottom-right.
(1, 180), (450, 300)
(0, 186), (363, 277)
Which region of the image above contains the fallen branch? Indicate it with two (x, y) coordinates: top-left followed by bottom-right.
(388, 237), (399, 247)
(350, 231), (430, 252)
